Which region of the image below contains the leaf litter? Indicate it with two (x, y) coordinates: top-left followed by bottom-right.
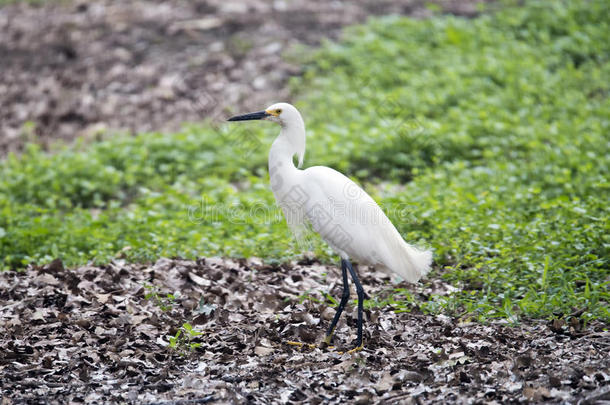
(1, 258), (608, 403)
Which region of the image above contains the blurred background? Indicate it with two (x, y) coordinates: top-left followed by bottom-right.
(0, 0), (490, 154)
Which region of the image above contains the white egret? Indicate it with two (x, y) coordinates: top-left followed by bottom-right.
(228, 102), (432, 352)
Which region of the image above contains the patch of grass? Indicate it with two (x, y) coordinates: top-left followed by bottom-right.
(144, 283), (178, 312)
(168, 322), (203, 355)
(364, 288), (418, 313)
(298, 0), (610, 181)
(1, 0), (608, 322)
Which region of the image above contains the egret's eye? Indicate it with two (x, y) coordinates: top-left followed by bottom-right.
(275, 109), (282, 115)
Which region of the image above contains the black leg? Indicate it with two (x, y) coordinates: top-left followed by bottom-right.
(325, 259), (350, 342)
(345, 259), (364, 348)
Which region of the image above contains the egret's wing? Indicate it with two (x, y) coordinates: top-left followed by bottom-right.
(301, 166), (432, 282)
(367, 210), (433, 282)
(272, 168), (322, 252)
(278, 200), (316, 251)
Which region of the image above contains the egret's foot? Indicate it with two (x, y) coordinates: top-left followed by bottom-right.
(285, 340), (336, 351)
(285, 340), (317, 350)
(323, 334), (334, 345)
(319, 339), (335, 350)
(338, 344), (364, 355)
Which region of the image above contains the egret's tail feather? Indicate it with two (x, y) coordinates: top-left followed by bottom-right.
(404, 243), (433, 281)
(383, 240), (432, 283)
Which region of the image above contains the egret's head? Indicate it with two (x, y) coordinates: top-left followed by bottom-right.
(227, 102), (300, 127)
(227, 102), (306, 167)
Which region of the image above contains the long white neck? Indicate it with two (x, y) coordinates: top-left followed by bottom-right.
(269, 134), (295, 169)
(268, 123), (306, 198)
(275, 113), (306, 166)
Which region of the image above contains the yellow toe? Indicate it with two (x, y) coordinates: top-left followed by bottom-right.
(285, 340), (317, 350)
(338, 344), (364, 355)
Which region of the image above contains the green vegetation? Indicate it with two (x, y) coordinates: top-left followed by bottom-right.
(144, 283), (179, 312)
(168, 322), (203, 354)
(1, 0), (608, 322)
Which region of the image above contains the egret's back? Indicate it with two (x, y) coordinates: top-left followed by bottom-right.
(297, 166), (432, 283)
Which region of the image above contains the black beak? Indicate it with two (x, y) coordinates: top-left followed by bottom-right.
(227, 110), (269, 121)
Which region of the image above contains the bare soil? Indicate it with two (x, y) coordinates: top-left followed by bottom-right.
(1, 258), (608, 403)
(1, 0), (488, 156)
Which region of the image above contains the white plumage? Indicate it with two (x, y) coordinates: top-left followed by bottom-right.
(228, 102), (432, 351)
(263, 102), (432, 282)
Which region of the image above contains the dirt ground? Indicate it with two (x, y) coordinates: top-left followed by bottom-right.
(0, 258), (608, 403)
(0, 0), (489, 156)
